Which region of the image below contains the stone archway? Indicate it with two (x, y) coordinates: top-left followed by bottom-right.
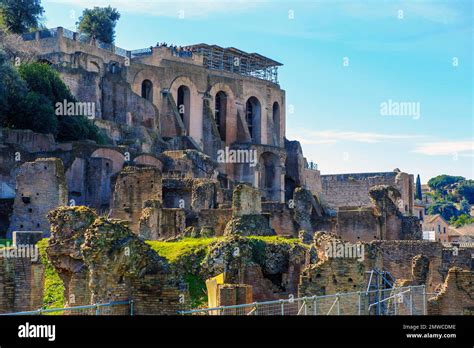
(209, 83), (238, 144)
(246, 96), (261, 144)
(259, 152), (282, 201)
(91, 148), (125, 175)
(169, 76), (202, 144)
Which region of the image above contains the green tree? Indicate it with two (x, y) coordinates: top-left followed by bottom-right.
(0, 0), (44, 34)
(458, 180), (474, 204)
(449, 214), (474, 228)
(77, 6), (120, 44)
(18, 62), (75, 103)
(7, 91), (58, 135)
(415, 174), (422, 200)
(12, 62), (107, 144)
(0, 50), (27, 124)
(426, 201), (460, 221)
(459, 199), (471, 215)
(427, 175), (465, 192)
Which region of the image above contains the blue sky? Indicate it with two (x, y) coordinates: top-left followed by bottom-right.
(42, 0), (473, 182)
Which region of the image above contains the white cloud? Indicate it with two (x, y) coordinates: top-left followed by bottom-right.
(45, 0), (265, 18)
(412, 140), (474, 156)
(287, 129), (422, 145)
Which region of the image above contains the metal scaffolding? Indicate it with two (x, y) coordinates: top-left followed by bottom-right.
(186, 44), (281, 84)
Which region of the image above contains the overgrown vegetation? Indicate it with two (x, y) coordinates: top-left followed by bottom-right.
(0, 58), (107, 144)
(37, 239), (65, 309)
(147, 238), (216, 308)
(146, 238), (217, 263)
(35, 236), (305, 310)
(147, 236), (303, 308)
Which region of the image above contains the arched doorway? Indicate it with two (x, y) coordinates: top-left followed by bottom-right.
(215, 91), (227, 141)
(141, 79), (153, 102)
(177, 85), (191, 134)
(259, 152), (281, 201)
(246, 97), (261, 143)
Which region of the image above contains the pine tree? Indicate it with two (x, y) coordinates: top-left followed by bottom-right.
(415, 174), (422, 200)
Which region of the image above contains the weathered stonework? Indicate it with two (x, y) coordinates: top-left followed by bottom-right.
(428, 268), (474, 315)
(138, 200), (186, 240)
(0, 255), (44, 313)
(110, 166), (162, 233)
(8, 158), (68, 238)
(223, 184), (274, 236)
(47, 206), (186, 314)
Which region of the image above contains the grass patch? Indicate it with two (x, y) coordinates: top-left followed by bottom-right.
(146, 237), (218, 263)
(147, 238), (219, 308)
(37, 239), (65, 310)
(248, 235), (303, 246)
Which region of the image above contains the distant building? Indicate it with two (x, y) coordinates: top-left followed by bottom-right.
(423, 214), (450, 243)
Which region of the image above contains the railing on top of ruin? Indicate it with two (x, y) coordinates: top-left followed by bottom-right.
(131, 47), (154, 58)
(21, 27), (130, 58)
(131, 46), (194, 59)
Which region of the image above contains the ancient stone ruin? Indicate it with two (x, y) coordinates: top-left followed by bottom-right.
(0, 26), (471, 316)
(46, 206), (184, 314)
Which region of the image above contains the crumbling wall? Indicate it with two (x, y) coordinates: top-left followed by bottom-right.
(47, 206), (186, 314)
(8, 158), (68, 238)
(372, 240), (444, 293)
(428, 268), (474, 315)
(224, 184), (274, 236)
(201, 236), (307, 301)
(336, 208), (381, 242)
(197, 209), (232, 237)
(0, 255), (44, 313)
(321, 171), (414, 215)
(46, 206), (96, 308)
(293, 187), (323, 243)
(162, 150), (217, 179)
(262, 202), (297, 236)
(299, 233), (378, 297)
(139, 200), (186, 241)
(110, 166), (162, 233)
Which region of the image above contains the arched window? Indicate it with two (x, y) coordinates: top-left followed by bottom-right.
(246, 97), (261, 143)
(141, 80), (153, 102)
(177, 85), (191, 133)
(259, 152), (281, 201)
(215, 91), (227, 141)
(272, 102), (280, 146)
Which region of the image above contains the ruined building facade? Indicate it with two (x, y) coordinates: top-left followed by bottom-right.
(0, 27), (472, 316)
(0, 27), (419, 243)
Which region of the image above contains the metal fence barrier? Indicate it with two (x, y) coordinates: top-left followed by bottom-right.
(179, 285), (426, 316)
(0, 300), (133, 316)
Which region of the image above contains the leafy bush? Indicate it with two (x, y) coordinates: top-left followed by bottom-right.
(18, 62), (75, 103)
(0, 61), (109, 144)
(5, 91), (58, 135)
